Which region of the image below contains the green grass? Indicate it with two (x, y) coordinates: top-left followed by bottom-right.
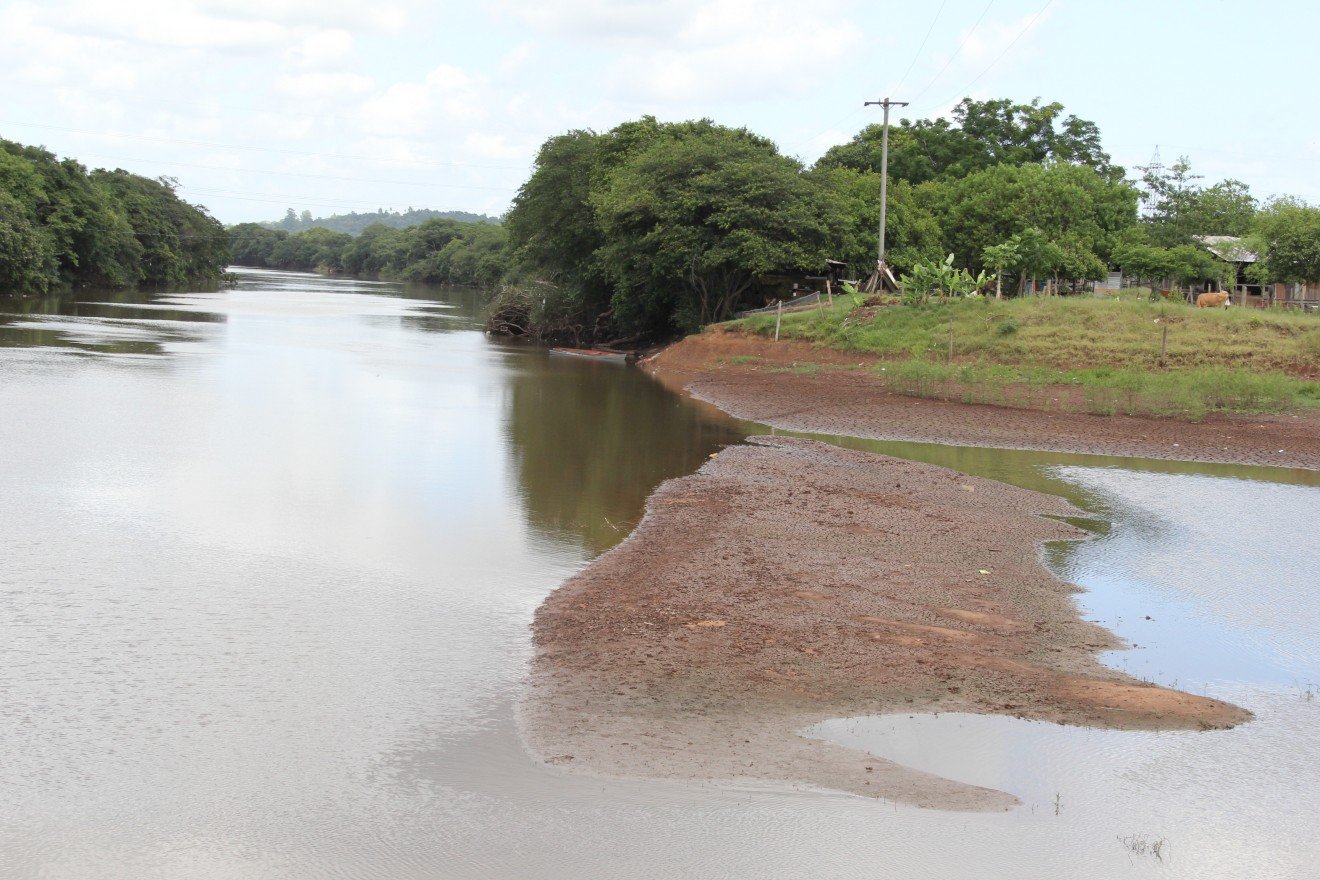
(732, 295), (1320, 420)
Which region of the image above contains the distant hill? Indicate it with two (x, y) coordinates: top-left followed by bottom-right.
(263, 208), (500, 236)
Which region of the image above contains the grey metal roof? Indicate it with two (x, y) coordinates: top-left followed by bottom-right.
(1195, 235), (1258, 263)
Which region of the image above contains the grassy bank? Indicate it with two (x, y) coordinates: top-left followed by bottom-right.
(734, 296), (1320, 420)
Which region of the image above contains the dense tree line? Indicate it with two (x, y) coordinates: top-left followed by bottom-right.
(0, 138), (228, 295)
(501, 101), (1320, 341)
(228, 217), (507, 286)
(501, 107), (1140, 340)
(265, 207), (498, 236)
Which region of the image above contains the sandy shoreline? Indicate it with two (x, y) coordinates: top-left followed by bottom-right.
(521, 435), (1250, 810)
(642, 327), (1320, 470)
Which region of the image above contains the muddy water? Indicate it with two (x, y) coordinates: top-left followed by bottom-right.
(2, 268), (1316, 878)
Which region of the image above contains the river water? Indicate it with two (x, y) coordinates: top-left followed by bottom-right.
(1, 268), (1316, 879)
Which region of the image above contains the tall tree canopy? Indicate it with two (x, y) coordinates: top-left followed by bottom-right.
(816, 98), (1117, 185)
(507, 117), (836, 338)
(1249, 199), (1320, 283)
(592, 125), (833, 332)
(1137, 155), (1258, 246)
(0, 137), (227, 295)
(921, 161), (1138, 280)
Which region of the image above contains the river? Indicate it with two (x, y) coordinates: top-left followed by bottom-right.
(1, 268), (1316, 878)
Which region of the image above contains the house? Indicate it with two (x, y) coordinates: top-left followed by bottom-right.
(1196, 235), (1320, 311)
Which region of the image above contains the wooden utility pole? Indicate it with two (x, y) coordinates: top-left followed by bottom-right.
(864, 97), (909, 292)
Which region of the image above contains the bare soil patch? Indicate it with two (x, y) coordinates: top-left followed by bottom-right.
(520, 438), (1249, 810)
(644, 326), (1320, 470)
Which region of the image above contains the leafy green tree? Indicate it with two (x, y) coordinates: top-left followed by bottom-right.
(817, 98), (1116, 184)
(505, 129), (614, 332)
(229, 223), (288, 266)
(591, 124), (834, 333)
(1249, 199), (1320, 283)
(0, 138), (226, 292)
(808, 166), (943, 277)
(1183, 179), (1257, 237)
(92, 171), (228, 284)
(922, 162), (1137, 282)
(0, 191), (58, 294)
(982, 240), (1021, 299)
(1111, 241), (1221, 292)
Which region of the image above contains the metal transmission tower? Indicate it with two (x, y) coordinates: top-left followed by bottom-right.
(863, 97), (909, 292)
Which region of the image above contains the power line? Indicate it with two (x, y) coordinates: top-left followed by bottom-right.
(913, 0), (1055, 115)
(0, 119), (530, 171)
(907, 0), (998, 107)
(892, 0), (950, 95)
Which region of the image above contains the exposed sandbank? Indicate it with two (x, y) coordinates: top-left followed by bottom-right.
(520, 437), (1250, 810)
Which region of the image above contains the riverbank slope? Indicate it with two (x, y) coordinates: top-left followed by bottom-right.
(643, 325), (1320, 470)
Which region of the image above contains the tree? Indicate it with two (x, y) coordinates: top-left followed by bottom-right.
(1111, 241), (1222, 293)
(922, 162), (1137, 282)
(592, 125), (834, 333)
(808, 166), (943, 277)
(0, 138), (226, 292)
(1183, 179), (1257, 237)
(0, 192), (58, 294)
(982, 240), (1021, 299)
(817, 97), (1117, 184)
(505, 128), (614, 334)
(1250, 199), (1320, 283)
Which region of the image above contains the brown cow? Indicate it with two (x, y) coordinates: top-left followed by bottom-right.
(1196, 291), (1231, 309)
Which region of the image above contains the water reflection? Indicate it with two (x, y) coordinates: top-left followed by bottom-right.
(2, 266), (1317, 880)
(501, 350), (745, 554)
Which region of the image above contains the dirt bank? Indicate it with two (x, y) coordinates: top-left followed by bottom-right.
(521, 437), (1250, 810)
(642, 327), (1320, 470)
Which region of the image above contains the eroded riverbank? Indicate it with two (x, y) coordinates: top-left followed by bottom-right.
(521, 436), (1249, 809)
(642, 327), (1320, 470)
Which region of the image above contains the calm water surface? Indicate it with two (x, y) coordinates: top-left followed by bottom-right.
(1, 268), (1316, 879)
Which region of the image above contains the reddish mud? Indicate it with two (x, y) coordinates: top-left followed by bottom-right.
(642, 326), (1320, 470)
(520, 438), (1250, 810)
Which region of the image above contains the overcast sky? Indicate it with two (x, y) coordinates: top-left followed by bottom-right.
(2, 0), (1314, 224)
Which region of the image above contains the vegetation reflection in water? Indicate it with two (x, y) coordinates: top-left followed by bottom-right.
(3, 267), (1315, 880)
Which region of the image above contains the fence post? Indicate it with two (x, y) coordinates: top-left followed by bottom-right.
(774, 300), (783, 342)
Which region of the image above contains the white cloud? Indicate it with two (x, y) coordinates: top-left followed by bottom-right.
(286, 30), (356, 70)
(277, 72), (374, 101)
(491, 0), (698, 42)
(359, 65), (492, 138)
(493, 0), (861, 103)
(955, 5), (1057, 68)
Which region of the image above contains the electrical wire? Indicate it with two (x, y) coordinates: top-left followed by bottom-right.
(892, 0), (949, 95)
(906, 0), (998, 107)
(0, 119), (530, 171)
(912, 0), (1055, 115)
(83, 154), (519, 192)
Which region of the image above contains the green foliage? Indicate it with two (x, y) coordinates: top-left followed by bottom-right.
(227, 216), (507, 286)
(507, 117), (836, 339)
(264, 207), (497, 235)
(1248, 199), (1320, 283)
(920, 162), (1137, 283)
(591, 123), (833, 333)
(808, 166), (942, 276)
(1112, 240), (1224, 289)
(898, 254), (987, 302)
(817, 98), (1117, 185)
(1137, 156), (1257, 246)
(0, 138), (226, 294)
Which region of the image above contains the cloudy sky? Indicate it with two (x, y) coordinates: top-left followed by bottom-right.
(2, 0), (1314, 224)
